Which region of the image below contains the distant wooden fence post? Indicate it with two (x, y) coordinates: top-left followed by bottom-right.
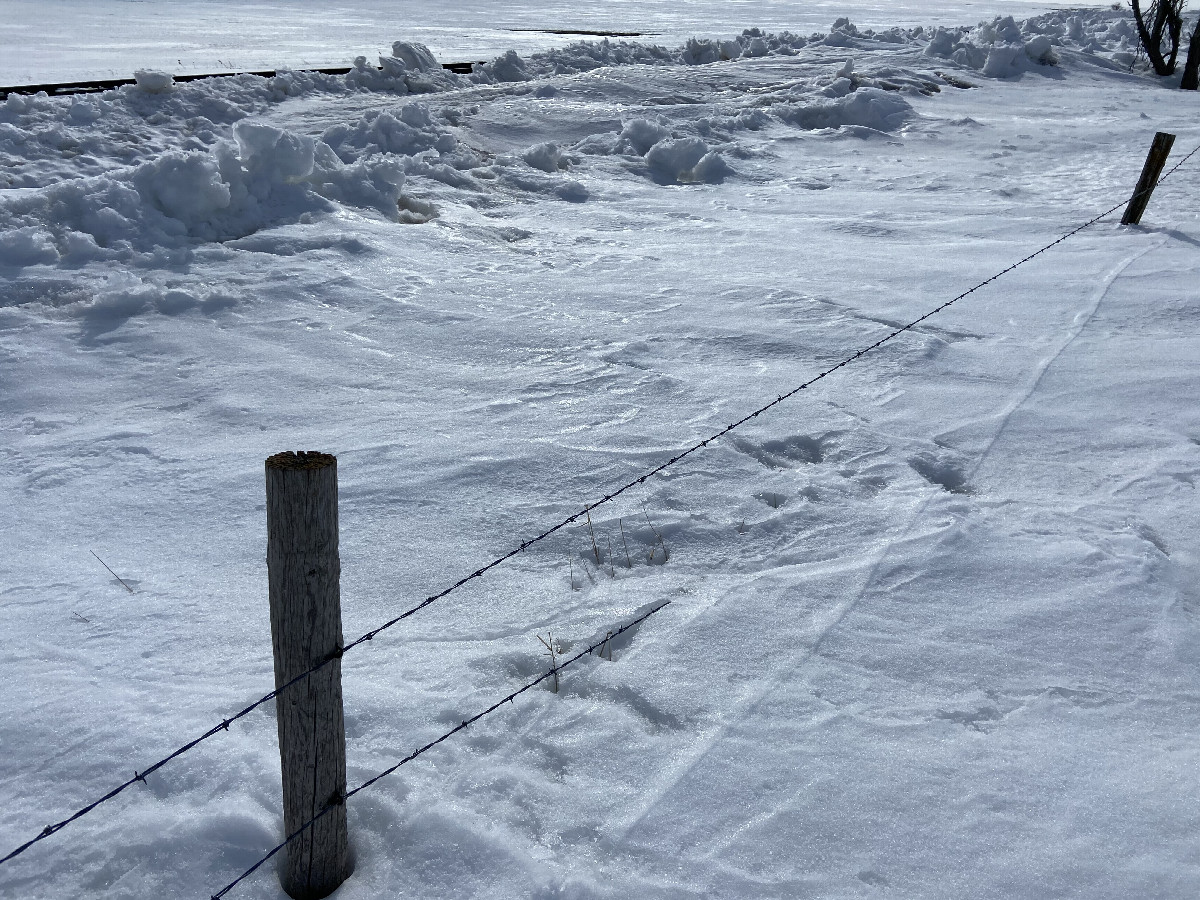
(1122, 131), (1176, 225)
(265, 451), (350, 900)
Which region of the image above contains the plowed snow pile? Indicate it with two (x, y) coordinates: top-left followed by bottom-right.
(2, 7), (1199, 900)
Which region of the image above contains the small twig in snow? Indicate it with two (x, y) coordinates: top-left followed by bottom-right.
(641, 502), (669, 563)
(90, 551), (135, 594)
(537, 632), (560, 693)
(586, 510), (601, 565)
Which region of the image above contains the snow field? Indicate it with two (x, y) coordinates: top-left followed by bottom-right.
(2, 6), (1200, 900)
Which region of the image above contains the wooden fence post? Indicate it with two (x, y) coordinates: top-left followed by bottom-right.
(1122, 131), (1176, 225)
(265, 451), (350, 900)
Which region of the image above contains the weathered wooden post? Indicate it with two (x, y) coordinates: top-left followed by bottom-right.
(1122, 131), (1176, 225)
(265, 451), (350, 900)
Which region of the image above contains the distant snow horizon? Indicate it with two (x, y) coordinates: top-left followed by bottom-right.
(3, 0), (1120, 84)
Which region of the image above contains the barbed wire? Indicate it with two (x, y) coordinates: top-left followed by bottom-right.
(3, 138), (1196, 870)
(209, 600), (671, 899)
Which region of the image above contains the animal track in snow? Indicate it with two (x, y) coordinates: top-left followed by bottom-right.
(731, 433), (827, 468)
(935, 704), (1004, 733)
(908, 450), (972, 494)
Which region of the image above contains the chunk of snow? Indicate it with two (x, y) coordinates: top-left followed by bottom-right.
(133, 69), (174, 93)
(131, 151), (231, 224)
(0, 226), (59, 266)
(981, 45), (1029, 79)
(390, 41), (441, 73)
(473, 50), (531, 83)
(522, 142), (566, 173)
(1024, 35), (1058, 65)
(776, 87), (913, 132)
(644, 137), (729, 183)
(619, 118), (671, 156)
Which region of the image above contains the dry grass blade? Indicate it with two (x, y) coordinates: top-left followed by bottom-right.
(537, 632), (559, 693)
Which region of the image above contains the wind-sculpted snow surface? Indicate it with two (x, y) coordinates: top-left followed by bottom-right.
(3, 7), (1200, 900)
(1, 9), (1107, 267)
(0, 30), (935, 265)
(0, 8), (1140, 193)
(0, 121), (408, 266)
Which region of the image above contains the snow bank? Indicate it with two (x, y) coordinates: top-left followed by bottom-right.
(922, 18), (1059, 79)
(321, 103), (456, 163)
(563, 117), (732, 184)
(775, 86), (913, 133)
(0, 73), (304, 189)
(458, 6), (1137, 88)
(920, 9), (1138, 78)
(345, 41), (459, 93)
(0, 226), (58, 266)
(0, 121), (408, 267)
(0, 9), (1162, 273)
(0, 11), (1149, 196)
(3, 13), (1008, 267)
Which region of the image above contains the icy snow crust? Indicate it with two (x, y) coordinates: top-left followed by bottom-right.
(3, 7), (1200, 900)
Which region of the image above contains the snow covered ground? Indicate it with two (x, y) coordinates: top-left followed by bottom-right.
(3, 4), (1200, 900)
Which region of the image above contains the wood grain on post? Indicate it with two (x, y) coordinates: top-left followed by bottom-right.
(1122, 131), (1176, 225)
(265, 451), (350, 900)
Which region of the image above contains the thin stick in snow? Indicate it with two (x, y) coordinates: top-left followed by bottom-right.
(586, 510), (601, 564)
(641, 502), (669, 563)
(537, 632), (559, 693)
(90, 550), (135, 594)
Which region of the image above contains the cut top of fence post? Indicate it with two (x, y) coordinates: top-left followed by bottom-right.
(266, 450), (337, 471)
(265, 452), (339, 556)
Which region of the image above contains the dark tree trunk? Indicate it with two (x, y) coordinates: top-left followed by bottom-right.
(1133, 0), (1182, 75)
(1183, 17), (1200, 89)
(1164, 5), (1184, 71)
